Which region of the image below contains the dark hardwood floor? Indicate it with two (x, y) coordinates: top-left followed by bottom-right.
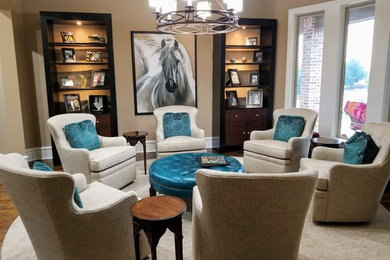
(1, 150), (389, 248)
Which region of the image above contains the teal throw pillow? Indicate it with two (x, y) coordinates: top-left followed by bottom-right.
(343, 132), (379, 164)
(273, 115), (305, 142)
(64, 120), (100, 151)
(32, 161), (83, 208)
(163, 112), (191, 138)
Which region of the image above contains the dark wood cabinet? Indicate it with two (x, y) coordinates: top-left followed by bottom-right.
(213, 18), (277, 152)
(40, 11), (118, 164)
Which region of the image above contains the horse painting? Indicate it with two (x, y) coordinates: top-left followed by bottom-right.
(132, 33), (196, 114)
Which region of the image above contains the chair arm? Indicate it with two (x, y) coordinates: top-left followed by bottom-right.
(191, 126), (205, 139)
(99, 136), (127, 147)
(250, 128), (274, 140)
(312, 147), (344, 162)
(72, 173), (87, 192)
(57, 146), (90, 181)
(192, 186), (203, 213)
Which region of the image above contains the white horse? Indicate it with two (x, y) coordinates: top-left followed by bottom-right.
(134, 34), (196, 113)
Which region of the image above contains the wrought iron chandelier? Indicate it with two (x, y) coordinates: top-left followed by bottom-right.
(149, 0), (243, 35)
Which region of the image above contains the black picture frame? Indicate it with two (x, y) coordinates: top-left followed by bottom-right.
(91, 70), (107, 87)
(246, 37), (258, 46)
(63, 93), (82, 113)
(253, 51), (263, 63)
(60, 31), (75, 43)
(226, 90), (239, 108)
(249, 73), (260, 85)
(228, 69), (240, 85)
(89, 95), (108, 113)
(61, 48), (76, 63)
(130, 31), (197, 115)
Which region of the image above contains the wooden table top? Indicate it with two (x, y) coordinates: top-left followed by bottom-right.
(130, 196), (186, 221)
(123, 131), (148, 138)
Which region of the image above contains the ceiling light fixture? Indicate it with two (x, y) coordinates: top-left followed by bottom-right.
(149, 0), (242, 35)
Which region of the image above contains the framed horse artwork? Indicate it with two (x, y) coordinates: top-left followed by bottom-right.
(131, 31), (197, 115)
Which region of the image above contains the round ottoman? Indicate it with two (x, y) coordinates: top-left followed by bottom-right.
(149, 153), (244, 198)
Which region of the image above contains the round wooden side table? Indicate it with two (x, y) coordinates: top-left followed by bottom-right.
(123, 131), (148, 174)
(131, 195), (187, 260)
(310, 137), (343, 157)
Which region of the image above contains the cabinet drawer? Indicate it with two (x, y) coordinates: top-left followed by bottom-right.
(225, 110), (245, 122)
(95, 114), (112, 136)
(246, 109), (266, 121)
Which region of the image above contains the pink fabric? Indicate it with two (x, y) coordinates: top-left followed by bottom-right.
(343, 101), (366, 123)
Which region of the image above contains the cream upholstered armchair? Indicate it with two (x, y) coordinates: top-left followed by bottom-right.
(0, 153), (150, 260)
(154, 105), (206, 158)
(192, 168), (318, 260)
(244, 108), (318, 173)
(300, 122), (390, 222)
(47, 113), (136, 189)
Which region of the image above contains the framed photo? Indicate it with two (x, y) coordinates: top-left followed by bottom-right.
(60, 31), (75, 43)
(131, 31), (197, 115)
(253, 51), (263, 63)
(57, 70), (92, 89)
(91, 70), (107, 87)
(61, 48), (76, 63)
(63, 94), (82, 113)
(246, 89), (263, 108)
(228, 69), (241, 85)
(86, 50), (103, 63)
(226, 90), (239, 108)
(89, 95), (108, 113)
(246, 37), (258, 46)
(249, 73), (260, 85)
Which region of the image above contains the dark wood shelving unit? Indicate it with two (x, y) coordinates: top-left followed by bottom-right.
(213, 18), (277, 152)
(41, 11), (118, 165)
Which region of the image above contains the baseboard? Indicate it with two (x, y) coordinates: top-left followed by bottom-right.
(25, 137), (221, 161)
(25, 146), (53, 162)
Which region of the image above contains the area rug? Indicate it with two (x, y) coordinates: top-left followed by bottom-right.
(2, 158), (390, 260)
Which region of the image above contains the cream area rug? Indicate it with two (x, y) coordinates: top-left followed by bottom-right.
(2, 158), (390, 260)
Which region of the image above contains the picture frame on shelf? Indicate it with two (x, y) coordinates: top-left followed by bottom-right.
(228, 69), (240, 85)
(63, 94), (82, 113)
(60, 78), (75, 88)
(61, 48), (76, 63)
(246, 89), (263, 108)
(91, 70), (107, 87)
(249, 73), (260, 85)
(253, 51), (263, 63)
(86, 50), (103, 63)
(57, 70), (92, 89)
(60, 31), (75, 43)
(89, 95), (108, 113)
(246, 37), (258, 46)
(226, 90), (239, 108)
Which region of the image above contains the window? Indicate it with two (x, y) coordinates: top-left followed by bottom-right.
(295, 13), (324, 131)
(339, 4), (375, 138)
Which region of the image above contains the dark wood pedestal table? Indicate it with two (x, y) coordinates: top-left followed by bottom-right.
(123, 131), (148, 174)
(310, 137), (343, 157)
(131, 195), (186, 260)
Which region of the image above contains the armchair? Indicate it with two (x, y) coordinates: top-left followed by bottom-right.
(300, 122), (390, 222)
(0, 153), (150, 260)
(47, 113), (136, 189)
(154, 105), (206, 158)
(244, 108), (318, 173)
(192, 168), (318, 260)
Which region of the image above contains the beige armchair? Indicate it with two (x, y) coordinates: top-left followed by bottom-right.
(47, 113), (136, 189)
(0, 153), (150, 260)
(244, 108), (318, 173)
(192, 168), (318, 260)
(154, 105), (206, 158)
(300, 122), (390, 222)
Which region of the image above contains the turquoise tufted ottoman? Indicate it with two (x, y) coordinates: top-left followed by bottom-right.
(149, 153), (244, 198)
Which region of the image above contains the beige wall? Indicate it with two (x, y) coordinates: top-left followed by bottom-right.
(0, 9), (25, 154)
(12, 0), (332, 149)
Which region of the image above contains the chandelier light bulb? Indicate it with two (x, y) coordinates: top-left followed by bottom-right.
(186, 0), (193, 7)
(149, 0), (162, 12)
(223, 0), (243, 12)
(162, 0), (177, 13)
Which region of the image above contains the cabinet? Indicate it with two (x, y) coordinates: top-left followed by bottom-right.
(40, 11), (118, 165)
(213, 18), (276, 152)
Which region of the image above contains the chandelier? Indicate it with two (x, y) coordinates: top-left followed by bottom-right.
(149, 0), (243, 35)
